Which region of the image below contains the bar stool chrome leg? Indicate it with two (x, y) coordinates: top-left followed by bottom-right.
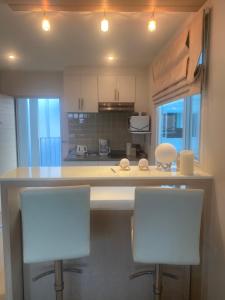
(130, 264), (179, 300)
(130, 265), (163, 300)
(55, 261), (64, 300)
(153, 265), (162, 300)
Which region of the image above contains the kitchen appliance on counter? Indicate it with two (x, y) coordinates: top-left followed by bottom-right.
(99, 139), (111, 156)
(129, 115), (150, 133)
(76, 145), (88, 156)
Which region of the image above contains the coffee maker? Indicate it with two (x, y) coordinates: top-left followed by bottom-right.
(99, 139), (111, 156)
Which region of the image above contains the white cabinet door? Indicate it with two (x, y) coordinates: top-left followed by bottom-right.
(98, 75), (117, 102)
(63, 74), (81, 112)
(81, 75), (98, 112)
(98, 75), (136, 103)
(117, 75), (135, 102)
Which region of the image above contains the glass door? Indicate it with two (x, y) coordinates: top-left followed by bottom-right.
(16, 98), (61, 167)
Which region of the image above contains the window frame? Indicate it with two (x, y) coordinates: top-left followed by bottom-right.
(156, 94), (202, 162)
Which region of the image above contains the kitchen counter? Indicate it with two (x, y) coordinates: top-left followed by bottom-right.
(0, 165), (212, 182)
(0, 166), (213, 300)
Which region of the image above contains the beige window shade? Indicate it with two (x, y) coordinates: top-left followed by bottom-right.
(152, 11), (203, 105)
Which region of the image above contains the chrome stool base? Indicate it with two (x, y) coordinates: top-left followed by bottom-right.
(130, 264), (178, 300)
(33, 260), (82, 300)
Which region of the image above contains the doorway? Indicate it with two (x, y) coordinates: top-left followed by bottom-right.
(16, 98), (61, 167)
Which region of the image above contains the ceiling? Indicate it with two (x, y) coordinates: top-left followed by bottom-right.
(5, 0), (206, 12)
(0, 3), (192, 71)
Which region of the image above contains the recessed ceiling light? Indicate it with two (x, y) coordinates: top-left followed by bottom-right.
(107, 56), (115, 61)
(106, 54), (118, 62)
(7, 54), (16, 61)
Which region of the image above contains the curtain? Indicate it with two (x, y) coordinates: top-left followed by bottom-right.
(152, 8), (210, 105)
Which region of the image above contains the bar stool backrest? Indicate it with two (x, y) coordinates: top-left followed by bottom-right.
(21, 186), (90, 264)
(133, 187), (204, 265)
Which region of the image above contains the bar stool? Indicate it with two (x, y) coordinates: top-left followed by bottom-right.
(21, 186), (90, 300)
(130, 187), (204, 299)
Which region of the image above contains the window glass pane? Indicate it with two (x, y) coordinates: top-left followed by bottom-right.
(158, 99), (185, 152)
(190, 94), (201, 160)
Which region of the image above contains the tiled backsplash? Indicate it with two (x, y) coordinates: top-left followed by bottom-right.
(67, 112), (133, 152)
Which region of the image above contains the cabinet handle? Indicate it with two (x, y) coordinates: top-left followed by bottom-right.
(82, 98), (84, 110)
(114, 89), (116, 101)
(117, 90), (119, 101)
(78, 98), (80, 110)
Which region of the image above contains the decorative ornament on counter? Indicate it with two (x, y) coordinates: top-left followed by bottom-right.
(180, 150), (194, 175)
(119, 158), (130, 170)
(138, 158), (149, 170)
(155, 143), (177, 171)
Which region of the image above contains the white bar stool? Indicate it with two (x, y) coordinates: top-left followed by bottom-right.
(21, 186), (90, 300)
(130, 187), (204, 299)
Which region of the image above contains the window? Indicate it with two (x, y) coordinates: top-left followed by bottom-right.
(16, 98), (61, 167)
(157, 94), (201, 160)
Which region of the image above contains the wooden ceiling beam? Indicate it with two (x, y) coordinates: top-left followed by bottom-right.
(5, 0), (207, 12)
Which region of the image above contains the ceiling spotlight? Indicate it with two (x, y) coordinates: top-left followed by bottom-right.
(8, 54), (16, 60)
(148, 11), (157, 32)
(106, 55), (116, 62)
(101, 12), (109, 32)
(42, 13), (51, 32)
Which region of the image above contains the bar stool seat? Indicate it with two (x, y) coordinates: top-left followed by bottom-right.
(130, 187), (204, 299)
(21, 186), (90, 300)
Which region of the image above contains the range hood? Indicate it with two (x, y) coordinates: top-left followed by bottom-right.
(98, 102), (134, 112)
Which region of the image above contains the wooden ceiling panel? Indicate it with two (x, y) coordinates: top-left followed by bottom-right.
(5, 0), (207, 12)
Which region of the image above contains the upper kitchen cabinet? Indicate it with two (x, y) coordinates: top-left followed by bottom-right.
(63, 73), (81, 112)
(63, 73), (98, 113)
(80, 75), (98, 112)
(98, 75), (135, 103)
(98, 75), (117, 102)
(116, 75), (135, 102)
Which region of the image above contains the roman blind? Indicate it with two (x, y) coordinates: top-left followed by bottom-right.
(152, 10), (204, 105)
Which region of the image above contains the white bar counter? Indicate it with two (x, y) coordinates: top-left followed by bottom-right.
(0, 166), (213, 300)
(0, 165), (212, 182)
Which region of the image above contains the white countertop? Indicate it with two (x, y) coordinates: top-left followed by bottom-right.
(0, 166), (212, 210)
(0, 165), (212, 182)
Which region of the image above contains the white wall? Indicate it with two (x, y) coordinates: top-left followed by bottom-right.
(0, 71), (63, 98)
(147, 66), (155, 163)
(0, 94), (17, 297)
(200, 0), (225, 299)
(0, 95), (17, 175)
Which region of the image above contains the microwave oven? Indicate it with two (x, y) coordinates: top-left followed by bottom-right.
(129, 115), (150, 133)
